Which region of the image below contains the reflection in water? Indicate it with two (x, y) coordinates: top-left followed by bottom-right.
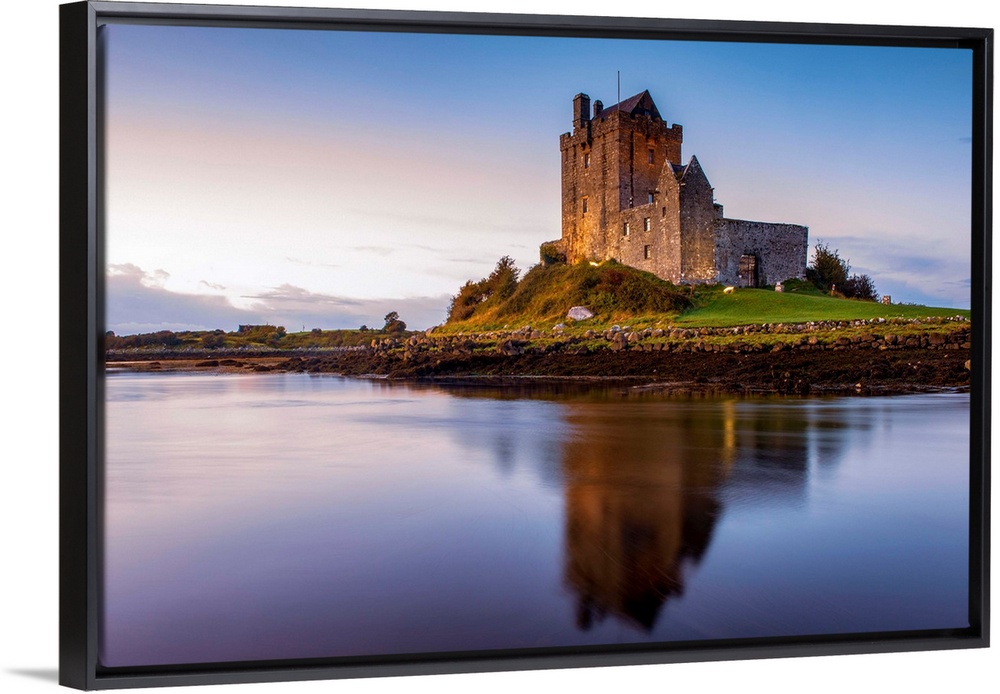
(407, 381), (850, 634)
(102, 374), (970, 667)
(557, 397), (816, 632)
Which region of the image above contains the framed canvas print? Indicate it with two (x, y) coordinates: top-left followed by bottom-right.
(60, 1), (991, 690)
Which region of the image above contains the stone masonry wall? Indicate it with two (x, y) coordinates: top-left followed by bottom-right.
(678, 159), (717, 283)
(715, 219), (808, 287)
(560, 97), (682, 272)
(558, 90), (808, 288)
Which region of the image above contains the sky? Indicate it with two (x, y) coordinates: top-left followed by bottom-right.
(103, 22), (973, 333)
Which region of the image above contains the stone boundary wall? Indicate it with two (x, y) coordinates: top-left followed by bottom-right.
(369, 317), (970, 358)
(715, 218), (808, 287)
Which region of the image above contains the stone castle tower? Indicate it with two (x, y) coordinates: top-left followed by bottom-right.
(545, 90), (808, 287)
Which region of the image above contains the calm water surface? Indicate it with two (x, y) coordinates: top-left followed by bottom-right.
(101, 373), (970, 667)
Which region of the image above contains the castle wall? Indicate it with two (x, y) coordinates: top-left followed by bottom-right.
(715, 219), (809, 287)
(560, 119), (620, 263)
(558, 90), (807, 287)
(609, 115), (681, 212)
(560, 98), (682, 269)
(678, 159), (718, 283)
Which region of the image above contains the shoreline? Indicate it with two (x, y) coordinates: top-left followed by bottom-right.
(106, 346), (971, 396)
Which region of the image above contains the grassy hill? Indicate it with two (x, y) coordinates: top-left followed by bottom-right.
(443, 260), (690, 331)
(676, 284), (970, 328)
(443, 260), (969, 333)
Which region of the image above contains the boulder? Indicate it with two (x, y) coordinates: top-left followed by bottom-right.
(567, 306), (594, 321)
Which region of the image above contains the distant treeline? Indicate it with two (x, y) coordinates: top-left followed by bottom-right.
(105, 321), (412, 351)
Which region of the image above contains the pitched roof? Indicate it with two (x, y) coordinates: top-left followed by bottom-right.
(594, 90), (662, 121)
(676, 155), (711, 186)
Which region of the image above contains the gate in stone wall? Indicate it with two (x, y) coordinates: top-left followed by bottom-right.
(738, 254), (759, 287)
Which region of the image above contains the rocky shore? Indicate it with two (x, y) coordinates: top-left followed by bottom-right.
(107, 317), (972, 395)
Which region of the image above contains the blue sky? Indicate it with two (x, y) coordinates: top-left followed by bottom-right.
(103, 23), (973, 332)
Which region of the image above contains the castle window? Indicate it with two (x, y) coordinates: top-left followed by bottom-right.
(662, 206), (667, 217)
(648, 192), (655, 204)
(583, 152), (591, 168)
(643, 217), (651, 232)
(648, 148), (655, 164)
(644, 245), (652, 259)
(582, 197), (588, 214)
(623, 222), (630, 236)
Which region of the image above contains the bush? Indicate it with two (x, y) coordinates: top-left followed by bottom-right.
(383, 311), (407, 334)
(842, 273), (878, 302)
(539, 241), (566, 265)
(806, 242), (849, 292)
(446, 256), (521, 322)
(200, 332), (226, 349)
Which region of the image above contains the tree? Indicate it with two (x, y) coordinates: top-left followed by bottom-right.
(806, 242), (849, 293)
(383, 311), (406, 334)
(486, 255), (521, 300)
(842, 273), (879, 302)
(807, 242), (878, 300)
(447, 280), (484, 323)
(201, 332), (226, 349)
(446, 256), (522, 323)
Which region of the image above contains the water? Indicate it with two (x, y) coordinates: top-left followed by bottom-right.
(100, 373), (970, 667)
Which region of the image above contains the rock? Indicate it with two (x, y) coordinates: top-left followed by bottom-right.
(553, 323), (566, 332)
(497, 339), (525, 356)
(567, 306), (594, 321)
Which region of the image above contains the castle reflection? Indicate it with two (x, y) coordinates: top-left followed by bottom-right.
(559, 398), (813, 631)
(394, 381), (842, 634)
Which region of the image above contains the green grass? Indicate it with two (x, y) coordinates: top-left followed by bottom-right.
(441, 260), (970, 334)
(443, 260), (690, 332)
(676, 287), (970, 328)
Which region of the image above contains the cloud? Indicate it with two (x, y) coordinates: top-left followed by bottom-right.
(199, 280), (226, 291)
(107, 264), (450, 334)
(107, 267), (257, 334)
(241, 283), (450, 331)
(285, 256), (340, 269)
(806, 234), (970, 309)
(348, 246), (394, 256)
(141, 269), (170, 288)
(243, 284), (364, 308)
(447, 257), (486, 265)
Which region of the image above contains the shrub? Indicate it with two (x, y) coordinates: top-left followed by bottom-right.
(383, 311), (407, 334)
(842, 273), (878, 302)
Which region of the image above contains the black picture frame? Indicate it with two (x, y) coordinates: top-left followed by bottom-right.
(59, 1), (992, 690)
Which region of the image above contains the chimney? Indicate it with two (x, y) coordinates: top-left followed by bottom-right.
(573, 93), (591, 129)
(593, 100), (604, 117)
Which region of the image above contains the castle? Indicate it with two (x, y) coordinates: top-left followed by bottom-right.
(543, 90), (808, 287)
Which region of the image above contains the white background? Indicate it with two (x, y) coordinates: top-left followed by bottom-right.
(1, 1), (994, 693)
